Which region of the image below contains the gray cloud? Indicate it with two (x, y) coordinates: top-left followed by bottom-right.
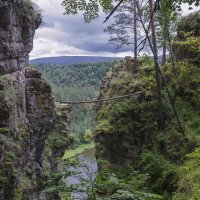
(41, 15), (119, 51)
(42, 18), (55, 28)
(31, 0), (133, 58)
(31, 0), (198, 59)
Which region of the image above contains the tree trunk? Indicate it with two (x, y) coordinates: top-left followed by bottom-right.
(134, 0), (137, 72)
(162, 44), (166, 65)
(149, 0), (165, 129)
(167, 33), (178, 77)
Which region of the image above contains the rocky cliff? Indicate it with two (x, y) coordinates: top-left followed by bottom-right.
(94, 60), (193, 167)
(0, 1), (71, 199)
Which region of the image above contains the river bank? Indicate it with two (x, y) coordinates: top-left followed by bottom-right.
(63, 143), (95, 159)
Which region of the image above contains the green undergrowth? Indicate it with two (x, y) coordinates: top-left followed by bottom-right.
(95, 98), (157, 136)
(139, 150), (178, 195)
(48, 134), (71, 149)
(0, 134), (19, 197)
(94, 164), (162, 200)
(172, 148), (200, 200)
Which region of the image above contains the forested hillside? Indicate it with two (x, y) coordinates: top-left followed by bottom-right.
(30, 56), (121, 65)
(31, 61), (116, 144)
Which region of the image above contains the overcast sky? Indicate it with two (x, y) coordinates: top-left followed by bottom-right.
(30, 0), (199, 59)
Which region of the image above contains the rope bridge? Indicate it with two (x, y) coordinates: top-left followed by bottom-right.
(57, 92), (143, 105)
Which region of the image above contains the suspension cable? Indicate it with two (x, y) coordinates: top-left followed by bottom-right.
(57, 92), (143, 105)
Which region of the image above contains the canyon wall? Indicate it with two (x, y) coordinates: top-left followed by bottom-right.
(0, 1), (71, 199)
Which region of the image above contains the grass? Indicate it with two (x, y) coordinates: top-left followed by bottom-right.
(63, 143), (95, 159)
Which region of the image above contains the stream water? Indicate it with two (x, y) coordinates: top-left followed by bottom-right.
(67, 147), (98, 199)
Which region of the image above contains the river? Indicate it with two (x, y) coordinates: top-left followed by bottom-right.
(66, 146), (98, 199)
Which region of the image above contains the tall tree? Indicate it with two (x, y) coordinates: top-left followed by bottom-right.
(104, 1), (145, 71)
(135, 0), (166, 129)
(156, 0), (179, 76)
(149, 0), (165, 129)
(104, 12), (137, 50)
(134, 0), (138, 71)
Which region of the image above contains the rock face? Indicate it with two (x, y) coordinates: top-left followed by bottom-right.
(47, 103), (72, 170)
(25, 69), (55, 166)
(44, 104), (72, 200)
(0, 1), (68, 199)
(0, 0), (41, 75)
(94, 63), (147, 166)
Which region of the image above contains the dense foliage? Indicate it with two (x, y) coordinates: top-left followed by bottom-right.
(31, 61), (115, 144)
(173, 11), (200, 65)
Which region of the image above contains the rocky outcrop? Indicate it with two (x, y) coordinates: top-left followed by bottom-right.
(25, 69), (55, 166)
(44, 104), (72, 200)
(94, 61), (189, 167)
(94, 63), (147, 166)
(0, 1), (70, 199)
(0, 67), (55, 200)
(47, 103), (72, 170)
(0, 0), (41, 75)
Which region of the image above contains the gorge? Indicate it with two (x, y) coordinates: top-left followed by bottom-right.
(0, 1), (200, 200)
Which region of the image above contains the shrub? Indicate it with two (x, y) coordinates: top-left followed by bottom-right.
(140, 150), (178, 194)
(95, 98), (157, 136)
(22, 0), (41, 17)
(172, 148), (200, 200)
(83, 129), (93, 143)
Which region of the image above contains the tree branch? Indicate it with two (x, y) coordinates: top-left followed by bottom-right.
(104, 0), (124, 23)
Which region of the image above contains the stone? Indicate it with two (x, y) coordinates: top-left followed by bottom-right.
(0, 0), (42, 75)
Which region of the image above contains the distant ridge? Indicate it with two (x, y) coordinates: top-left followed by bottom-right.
(29, 56), (122, 65)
